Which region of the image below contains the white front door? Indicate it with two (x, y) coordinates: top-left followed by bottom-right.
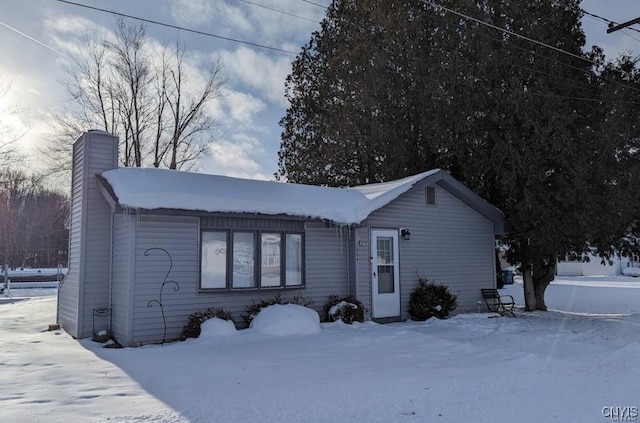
(371, 229), (400, 318)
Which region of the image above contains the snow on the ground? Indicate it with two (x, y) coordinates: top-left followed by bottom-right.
(4, 267), (68, 277)
(2, 278), (640, 423)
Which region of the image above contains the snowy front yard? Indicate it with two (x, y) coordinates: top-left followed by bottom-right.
(2, 278), (640, 423)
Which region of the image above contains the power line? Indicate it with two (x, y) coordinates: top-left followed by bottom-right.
(467, 23), (640, 96)
(237, 0), (318, 23)
(54, 0), (298, 55)
(476, 24), (640, 96)
(581, 9), (640, 44)
(424, 0), (640, 94)
(502, 88), (640, 105)
(299, 0), (328, 8)
(581, 10), (640, 34)
(423, 0), (594, 67)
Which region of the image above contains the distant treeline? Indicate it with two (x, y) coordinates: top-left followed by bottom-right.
(0, 169), (68, 268)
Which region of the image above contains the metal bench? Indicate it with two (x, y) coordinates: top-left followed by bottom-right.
(481, 288), (516, 317)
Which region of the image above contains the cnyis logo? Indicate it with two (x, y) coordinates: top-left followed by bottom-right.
(602, 406), (639, 421)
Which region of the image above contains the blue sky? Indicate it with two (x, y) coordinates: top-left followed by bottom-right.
(1, 0), (639, 181)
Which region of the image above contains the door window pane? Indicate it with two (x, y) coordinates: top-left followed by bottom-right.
(233, 232), (255, 288)
(286, 234), (303, 286)
(261, 233), (281, 287)
(377, 236), (394, 293)
(377, 237), (394, 265)
(201, 231), (227, 289)
(378, 266), (394, 293)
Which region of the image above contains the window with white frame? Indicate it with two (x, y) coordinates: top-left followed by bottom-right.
(200, 230), (304, 290)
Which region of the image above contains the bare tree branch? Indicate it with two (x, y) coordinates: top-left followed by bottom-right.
(0, 76), (27, 167)
(42, 19), (225, 177)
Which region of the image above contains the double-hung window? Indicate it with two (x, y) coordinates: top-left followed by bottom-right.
(200, 230), (304, 290)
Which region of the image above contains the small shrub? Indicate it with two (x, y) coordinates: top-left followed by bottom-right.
(323, 295), (365, 324)
(243, 293), (312, 325)
(408, 277), (458, 320)
(180, 307), (234, 340)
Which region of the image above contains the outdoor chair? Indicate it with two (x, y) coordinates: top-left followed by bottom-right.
(481, 288), (516, 317)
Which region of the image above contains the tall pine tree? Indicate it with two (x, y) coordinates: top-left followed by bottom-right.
(279, 0), (638, 310)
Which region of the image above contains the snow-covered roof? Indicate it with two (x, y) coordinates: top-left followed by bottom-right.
(99, 168), (440, 225)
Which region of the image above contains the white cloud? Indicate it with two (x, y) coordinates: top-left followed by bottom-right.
(43, 15), (96, 35)
(236, 0), (324, 45)
(224, 90), (266, 125)
(203, 134), (270, 180)
(169, 0), (253, 35)
(169, 0), (214, 26)
(218, 47), (292, 106)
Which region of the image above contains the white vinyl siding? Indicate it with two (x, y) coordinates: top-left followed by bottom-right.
(365, 182), (496, 315)
(111, 213), (134, 344)
(58, 132), (117, 339)
(123, 215), (352, 345)
(57, 137), (85, 337)
(131, 214), (200, 345)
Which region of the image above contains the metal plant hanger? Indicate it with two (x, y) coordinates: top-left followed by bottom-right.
(145, 248), (180, 345)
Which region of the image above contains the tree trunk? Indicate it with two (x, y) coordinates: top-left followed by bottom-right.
(532, 256), (556, 311)
(521, 263), (536, 311)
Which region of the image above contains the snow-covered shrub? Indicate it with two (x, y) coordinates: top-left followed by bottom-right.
(250, 304), (321, 336)
(408, 277), (458, 320)
(180, 307), (234, 340)
(200, 318), (238, 337)
(322, 295), (365, 323)
(242, 293), (312, 325)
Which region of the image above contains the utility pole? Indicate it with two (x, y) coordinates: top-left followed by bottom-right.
(607, 17), (640, 34)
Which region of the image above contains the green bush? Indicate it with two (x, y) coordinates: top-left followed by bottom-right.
(242, 293), (312, 325)
(323, 295), (365, 324)
(408, 277), (458, 320)
(180, 307), (234, 340)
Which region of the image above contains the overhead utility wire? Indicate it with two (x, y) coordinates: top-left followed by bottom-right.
(299, 0), (328, 8)
(424, 0), (640, 94)
(237, 0), (318, 23)
(472, 25), (640, 96)
(581, 10), (640, 35)
(422, 0), (594, 66)
(54, 0), (298, 55)
(581, 10), (640, 44)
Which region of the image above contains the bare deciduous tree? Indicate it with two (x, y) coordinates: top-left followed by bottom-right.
(0, 169), (68, 268)
(165, 39), (224, 170)
(43, 18), (224, 176)
(0, 76), (27, 167)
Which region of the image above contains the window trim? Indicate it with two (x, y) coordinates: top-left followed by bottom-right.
(199, 229), (305, 292)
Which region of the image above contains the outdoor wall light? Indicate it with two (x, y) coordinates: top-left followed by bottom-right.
(400, 228), (411, 241)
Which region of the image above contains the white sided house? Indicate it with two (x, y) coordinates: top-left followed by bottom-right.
(557, 252), (639, 277)
(58, 131), (505, 346)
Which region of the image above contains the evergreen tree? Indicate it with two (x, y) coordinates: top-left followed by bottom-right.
(278, 0), (639, 310)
